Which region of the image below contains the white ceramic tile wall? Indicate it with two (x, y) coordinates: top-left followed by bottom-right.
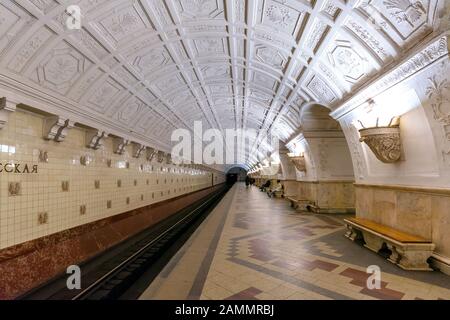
(0, 110), (225, 249)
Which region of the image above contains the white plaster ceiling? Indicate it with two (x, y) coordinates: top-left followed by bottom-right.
(0, 0), (443, 166)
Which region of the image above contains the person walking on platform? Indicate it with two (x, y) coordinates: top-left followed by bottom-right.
(245, 175), (251, 189)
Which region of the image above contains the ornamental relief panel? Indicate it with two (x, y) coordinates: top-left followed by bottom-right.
(0, 0), (443, 159)
(31, 42), (92, 95)
(94, 2), (152, 47)
(425, 67), (450, 165)
(259, 0), (304, 37)
(175, 0), (224, 21)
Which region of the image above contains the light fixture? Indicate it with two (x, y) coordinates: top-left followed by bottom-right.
(288, 153), (306, 172)
(358, 116), (402, 163)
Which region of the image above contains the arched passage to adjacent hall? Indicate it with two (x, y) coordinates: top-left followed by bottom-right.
(280, 103), (355, 214)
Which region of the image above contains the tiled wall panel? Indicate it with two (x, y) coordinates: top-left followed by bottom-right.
(0, 110), (224, 249)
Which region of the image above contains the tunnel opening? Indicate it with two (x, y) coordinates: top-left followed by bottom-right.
(226, 166), (248, 185)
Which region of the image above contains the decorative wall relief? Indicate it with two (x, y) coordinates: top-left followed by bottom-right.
(38, 212), (48, 225)
(80, 205), (87, 216)
(426, 75), (450, 140)
(39, 150), (49, 163)
(106, 159), (112, 167)
(80, 155), (92, 166)
(8, 182), (21, 196)
(94, 180), (100, 189)
(43, 116), (74, 142)
(106, 200), (112, 209)
(359, 119), (403, 163)
(61, 181), (69, 192)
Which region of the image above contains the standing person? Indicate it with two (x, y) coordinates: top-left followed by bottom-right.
(245, 175), (251, 188)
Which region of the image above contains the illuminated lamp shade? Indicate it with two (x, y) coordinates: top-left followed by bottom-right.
(288, 154), (306, 172)
(359, 117), (402, 163)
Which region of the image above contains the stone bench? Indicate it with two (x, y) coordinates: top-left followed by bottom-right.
(272, 190), (284, 198)
(344, 217), (435, 271)
(287, 197), (317, 212)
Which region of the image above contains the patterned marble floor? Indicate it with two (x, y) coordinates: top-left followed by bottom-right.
(140, 183), (450, 300)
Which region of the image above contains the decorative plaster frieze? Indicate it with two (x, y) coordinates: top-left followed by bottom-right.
(86, 130), (108, 150)
(331, 34), (449, 120)
(0, 97), (17, 129)
(43, 116), (75, 142)
(113, 138), (130, 155)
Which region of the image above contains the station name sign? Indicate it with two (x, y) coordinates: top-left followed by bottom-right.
(0, 163), (38, 174)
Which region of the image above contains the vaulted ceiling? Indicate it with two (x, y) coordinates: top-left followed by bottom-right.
(0, 0), (443, 166)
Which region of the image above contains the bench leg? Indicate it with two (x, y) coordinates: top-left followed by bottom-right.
(387, 244), (401, 264)
(345, 225), (362, 242)
(396, 248), (433, 271)
(362, 232), (384, 253)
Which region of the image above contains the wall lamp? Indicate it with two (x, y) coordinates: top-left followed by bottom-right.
(288, 152), (306, 172)
(358, 116), (402, 163)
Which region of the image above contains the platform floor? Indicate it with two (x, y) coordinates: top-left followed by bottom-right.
(139, 183), (450, 300)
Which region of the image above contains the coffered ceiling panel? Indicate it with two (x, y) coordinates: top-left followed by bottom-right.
(0, 0), (443, 166)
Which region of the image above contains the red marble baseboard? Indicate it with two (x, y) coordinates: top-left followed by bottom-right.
(0, 184), (225, 300)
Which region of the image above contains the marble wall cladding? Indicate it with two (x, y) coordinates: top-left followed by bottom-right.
(281, 180), (297, 198)
(355, 184), (450, 259)
(0, 185), (224, 299)
(0, 110), (225, 250)
(295, 181), (355, 213)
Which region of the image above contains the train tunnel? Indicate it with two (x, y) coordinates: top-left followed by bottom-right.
(0, 0), (450, 312)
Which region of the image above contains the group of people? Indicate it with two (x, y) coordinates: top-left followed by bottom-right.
(248, 178), (284, 198)
(245, 175), (256, 188)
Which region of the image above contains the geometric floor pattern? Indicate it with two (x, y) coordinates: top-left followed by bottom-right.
(140, 183), (450, 300)
(201, 184), (450, 300)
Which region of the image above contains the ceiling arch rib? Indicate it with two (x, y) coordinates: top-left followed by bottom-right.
(0, 0), (443, 167)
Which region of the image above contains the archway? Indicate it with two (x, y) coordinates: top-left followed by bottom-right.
(226, 166), (248, 185)
(284, 103), (356, 213)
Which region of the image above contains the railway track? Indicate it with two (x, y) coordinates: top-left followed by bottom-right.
(22, 186), (230, 300)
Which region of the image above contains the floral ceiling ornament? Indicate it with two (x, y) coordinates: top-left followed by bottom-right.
(266, 4), (292, 28)
(383, 0), (427, 26)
